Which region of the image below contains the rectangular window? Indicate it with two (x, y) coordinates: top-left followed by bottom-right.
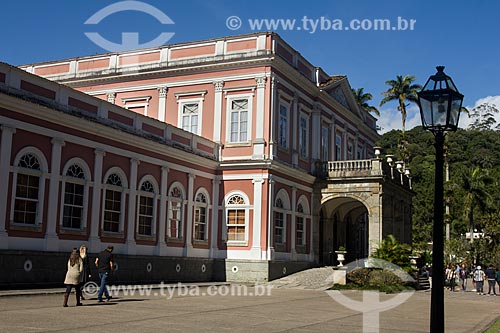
(62, 182), (84, 229)
(227, 209), (245, 241)
(13, 174), (39, 224)
(299, 115), (308, 159)
(296, 216), (304, 246)
(103, 189), (121, 233)
(194, 206), (207, 241)
(274, 212), (284, 244)
(336, 134), (342, 161)
(168, 201), (183, 239)
(321, 125), (329, 161)
(278, 104), (289, 148)
(181, 103), (199, 134)
(229, 99), (249, 143)
(357, 145), (363, 160)
(347, 141), (354, 160)
(138, 196), (154, 236)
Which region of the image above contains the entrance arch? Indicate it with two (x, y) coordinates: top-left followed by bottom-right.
(319, 196), (369, 265)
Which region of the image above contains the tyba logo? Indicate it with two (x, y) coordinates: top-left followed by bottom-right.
(84, 1), (175, 52)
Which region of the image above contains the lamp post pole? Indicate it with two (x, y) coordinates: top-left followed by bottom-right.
(430, 129), (445, 333)
(418, 65), (464, 333)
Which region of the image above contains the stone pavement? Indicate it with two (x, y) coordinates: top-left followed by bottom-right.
(0, 284), (499, 332)
(267, 266), (336, 290)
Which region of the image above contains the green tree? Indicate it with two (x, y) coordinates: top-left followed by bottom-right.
(461, 167), (493, 243)
(372, 234), (412, 272)
(352, 87), (380, 116)
(380, 75), (422, 132)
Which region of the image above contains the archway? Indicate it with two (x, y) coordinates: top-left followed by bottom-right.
(319, 197), (369, 265)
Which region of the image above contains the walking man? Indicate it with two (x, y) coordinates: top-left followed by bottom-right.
(95, 245), (114, 302)
(473, 265), (485, 295)
(486, 264), (497, 296)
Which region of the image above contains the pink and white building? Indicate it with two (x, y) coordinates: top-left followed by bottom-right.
(0, 32), (412, 285)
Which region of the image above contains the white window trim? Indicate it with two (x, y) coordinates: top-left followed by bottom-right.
(10, 147), (48, 227)
(167, 181), (186, 240)
(177, 98), (203, 135)
(225, 93), (253, 145)
(122, 96), (151, 116)
(278, 100), (291, 149)
(335, 130), (344, 161)
(274, 189), (291, 246)
(59, 158), (91, 231)
(136, 175), (159, 237)
(299, 112), (309, 159)
(193, 188), (211, 242)
(295, 196), (310, 247)
(223, 191), (250, 247)
(101, 167), (128, 234)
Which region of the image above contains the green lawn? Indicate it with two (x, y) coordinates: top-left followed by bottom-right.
(485, 317), (500, 332)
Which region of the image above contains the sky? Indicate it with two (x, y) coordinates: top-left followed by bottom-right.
(1, 0), (499, 133)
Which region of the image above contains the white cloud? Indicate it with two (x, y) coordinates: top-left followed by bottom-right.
(459, 95), (500, 129)
(377, 104), (420, 134)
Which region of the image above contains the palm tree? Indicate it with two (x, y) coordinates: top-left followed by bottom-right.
(462, 167), (493, 243)
(380, 75), (422, 132)
(352, 88), (380, 116)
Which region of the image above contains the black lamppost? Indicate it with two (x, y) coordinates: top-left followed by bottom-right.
(417, 66), (464, 333)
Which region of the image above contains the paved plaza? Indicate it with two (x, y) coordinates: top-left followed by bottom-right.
(0, 286), (499, 332)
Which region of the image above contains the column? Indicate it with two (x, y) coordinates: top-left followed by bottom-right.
(209, 177), (221, 258)
(183, 173), (195, 256)
(0, 125), (16, 249)
(253, 77), (267, 159)
(127, 158), (139, 254)
(291, 186), (297, 260)
(213, 81), (224, 143)
(266, 176), (275, 260)
(292, 93), (299, 166)
(157, 87), (167, 122)
(251, 178), (264, 259)
(269, 76), (277, 160)
(45, 138), (65, 251)
(311, 104), (321, 160)
(89, 149), (105, 252)
(156, 166), (169, 255)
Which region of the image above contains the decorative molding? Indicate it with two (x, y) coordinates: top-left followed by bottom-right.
(106, 92), (116, 104)
(256, 76), (267, 89)
(175, 90), (207, 100)
(213, 81), (224, 93)
(157, 86), (168, 98)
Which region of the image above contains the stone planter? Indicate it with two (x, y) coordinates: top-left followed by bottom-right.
(335, 250), (347, 267)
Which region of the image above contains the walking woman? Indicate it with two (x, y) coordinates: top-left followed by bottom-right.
(63, 248), (83, 307)
(79, 245), (91, 300)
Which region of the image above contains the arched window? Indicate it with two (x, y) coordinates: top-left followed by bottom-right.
(273, 190), (290, 247)
(225, 193), (249, 245)
(296, 203), (305, 246)
(274, 197), (285, 244)
(194, 190), (209, 241)
(168, 183), (185, 240)
(13, 153), (42, 225)
(137, 179), (157, 236)
(296, 196), (310, 247)
(103, 172), (125, 233)
(62, 163), (87, 229)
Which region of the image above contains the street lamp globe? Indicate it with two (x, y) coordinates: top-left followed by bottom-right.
(417, 66), (464, 133)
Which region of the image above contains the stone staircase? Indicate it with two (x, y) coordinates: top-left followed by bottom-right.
(267, 266), (336, 291)
(417, 274), (431, 290)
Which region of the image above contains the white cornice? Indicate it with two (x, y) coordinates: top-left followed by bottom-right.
(0, 94), (219, 177)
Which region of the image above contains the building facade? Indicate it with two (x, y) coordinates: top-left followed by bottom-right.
(0, 32), (412, 286)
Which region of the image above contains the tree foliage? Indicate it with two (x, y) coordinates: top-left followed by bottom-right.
(377, 124), (500, 266)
